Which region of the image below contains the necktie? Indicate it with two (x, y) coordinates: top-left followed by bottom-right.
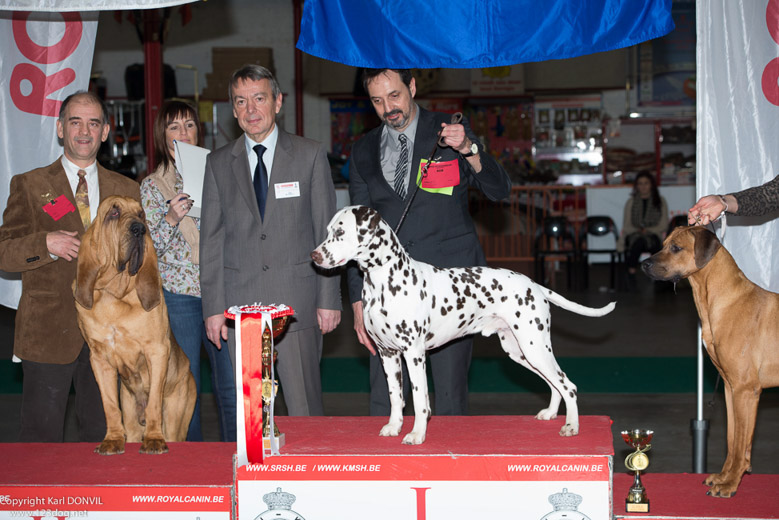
(394, 134), (408, 198)
(253, 144), (268, 220)
(75, 169), (90, 229)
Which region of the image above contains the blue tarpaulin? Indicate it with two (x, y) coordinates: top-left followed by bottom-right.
(297, 0), (674, 69)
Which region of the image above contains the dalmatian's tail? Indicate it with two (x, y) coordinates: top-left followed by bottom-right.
(544, 289), (616, 317)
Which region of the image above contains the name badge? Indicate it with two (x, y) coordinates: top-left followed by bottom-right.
(42, 195), (76, 221)
(421, 158), (460, 189)
(416, 159), (459, 195)
(274, 181), (300, 199)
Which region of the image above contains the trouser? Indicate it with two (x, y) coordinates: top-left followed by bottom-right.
(20, 344), (106, 442)
(369, 335), (473, 416)
(164, 289), (237, 441)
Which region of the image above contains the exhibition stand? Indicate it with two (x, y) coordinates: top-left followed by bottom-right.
(0, 442), (235, 519)
(1, 416), (778, 519)
(236, 416), (613, 519)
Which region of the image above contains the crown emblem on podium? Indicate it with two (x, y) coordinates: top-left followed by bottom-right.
(262, 487), (296, 510)
(548, 488), (583, 511)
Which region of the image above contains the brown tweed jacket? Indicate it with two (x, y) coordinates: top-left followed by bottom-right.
(0, 158), (140, 364)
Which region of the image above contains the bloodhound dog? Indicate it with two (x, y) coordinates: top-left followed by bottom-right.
(642, 226), (779, 497)
(73, 195), (196, 455)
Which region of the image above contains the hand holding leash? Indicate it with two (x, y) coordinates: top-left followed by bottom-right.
(395, 112), (464, 234)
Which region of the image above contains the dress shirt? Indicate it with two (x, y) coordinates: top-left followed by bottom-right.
(61, 156), (99, 222)
(380, 104), (420, 194)
(244, 125), (279, 185)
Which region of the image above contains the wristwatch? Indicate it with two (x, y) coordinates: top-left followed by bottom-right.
(461, 141), (479, 157)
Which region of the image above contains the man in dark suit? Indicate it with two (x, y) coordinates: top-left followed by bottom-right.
(200, 65), (341, 416)
(0, 91), (140, 442)
(348, 68), (512, 416)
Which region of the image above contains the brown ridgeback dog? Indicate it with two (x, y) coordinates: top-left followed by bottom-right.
(642, 226), (779, 497)
(73, 196), (196, 455)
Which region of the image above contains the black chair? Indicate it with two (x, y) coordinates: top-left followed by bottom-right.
(534, 216), (577, 289)
(578, 215), (622, 290)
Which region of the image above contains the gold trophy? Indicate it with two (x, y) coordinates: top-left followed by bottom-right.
(622, 429), (653, 513)
(261, 312), (292, 448)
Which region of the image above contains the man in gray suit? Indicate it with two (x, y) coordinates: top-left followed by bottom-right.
(200, 65), (341, 416)
(348, 68), (511, 417)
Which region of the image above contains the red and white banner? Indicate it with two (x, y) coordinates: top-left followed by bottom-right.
(0, 486), (231, 519)
(0, 10), (98, 309)
(237, 455), (611, 519)
(697, 0), (779, 291)
(0, 1), (194, 10)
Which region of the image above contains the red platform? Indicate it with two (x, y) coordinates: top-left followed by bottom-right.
(236, 416), (614, 519)
(2, 416), (776, 519)
(273, 414), (614, 455)
(613, 472), (779, 519)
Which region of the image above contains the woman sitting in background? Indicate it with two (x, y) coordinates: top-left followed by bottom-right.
(621, 171), (668, 285)
(140, 100), (236, 441)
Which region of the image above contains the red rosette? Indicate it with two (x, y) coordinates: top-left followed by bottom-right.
(224, 304), (295, 321)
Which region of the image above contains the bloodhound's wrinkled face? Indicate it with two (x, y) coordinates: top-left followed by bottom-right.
(99, 196), (149, 276)
(74, 195), (161, 312)
(641, 226), (722, 283)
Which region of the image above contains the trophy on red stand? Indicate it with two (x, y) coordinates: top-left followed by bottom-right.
(225, 304), (294, 466)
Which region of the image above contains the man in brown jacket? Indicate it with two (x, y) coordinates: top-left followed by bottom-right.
(0, 91), (140, 442)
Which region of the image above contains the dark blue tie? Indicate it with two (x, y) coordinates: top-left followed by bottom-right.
(253, 144), (268, 220)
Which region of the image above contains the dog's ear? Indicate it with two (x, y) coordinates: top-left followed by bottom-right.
(692, 227), (722, 269)
(368, 208), (382, 230)
(134, 234), (162, 311)
(73, 227), (99, 309)
(353, 205), (373, 226)
(353, 205), (383, 233)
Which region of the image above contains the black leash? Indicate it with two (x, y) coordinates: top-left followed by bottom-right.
(394, 112), (463, 234)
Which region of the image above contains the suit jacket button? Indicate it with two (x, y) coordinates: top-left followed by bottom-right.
(26, 256), (40, 263)
(261, 234), (266, 240)
(263, 265), (269, 271)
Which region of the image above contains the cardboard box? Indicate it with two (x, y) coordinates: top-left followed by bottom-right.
(203, 47), (275, 100)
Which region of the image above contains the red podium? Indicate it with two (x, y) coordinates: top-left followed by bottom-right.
(236, 415), (614, 519)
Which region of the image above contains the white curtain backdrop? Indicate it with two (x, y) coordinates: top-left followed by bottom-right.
(697, 0), (779, 291)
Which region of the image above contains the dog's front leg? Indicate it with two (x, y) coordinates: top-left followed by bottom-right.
(140, 347), (169, 454)
(88, 350), (125, 455)
(378, 351), (404, 438)
(708, 384), (758, 498)
(403, 349), (430, 445)
(706, 379), (736, 489)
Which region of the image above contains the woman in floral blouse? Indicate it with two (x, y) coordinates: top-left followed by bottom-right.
(140, 100), (236, 441)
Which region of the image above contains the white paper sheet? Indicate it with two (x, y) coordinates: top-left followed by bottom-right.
(174, 140), (210, 218)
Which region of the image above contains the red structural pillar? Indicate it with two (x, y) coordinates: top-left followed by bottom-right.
(293, 0), (304, 136)
(143, 9), (163, 174)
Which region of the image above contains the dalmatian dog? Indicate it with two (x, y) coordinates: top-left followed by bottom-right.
(311, 206), (616, 445)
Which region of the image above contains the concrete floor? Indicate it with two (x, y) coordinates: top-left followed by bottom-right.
(1, 265), (778, 477)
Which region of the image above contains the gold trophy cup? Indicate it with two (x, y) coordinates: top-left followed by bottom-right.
(622, 429), (653, 513)
(261, 314), (291, 440)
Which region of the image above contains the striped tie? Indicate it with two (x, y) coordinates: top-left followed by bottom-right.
(75, 169), (90, 229)
(394, 134), (408, 198)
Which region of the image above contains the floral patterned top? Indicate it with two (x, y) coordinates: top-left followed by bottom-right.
(140, 169), (201, 297)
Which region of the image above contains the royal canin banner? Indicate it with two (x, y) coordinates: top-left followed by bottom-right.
(0, 0), (193, 10)
(697, 0), (779, 291)
(0, 1), (197, 311)
(0, 486), (231, 519)
(0, 11), (97, 309)
(236, 455), (611, 519)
